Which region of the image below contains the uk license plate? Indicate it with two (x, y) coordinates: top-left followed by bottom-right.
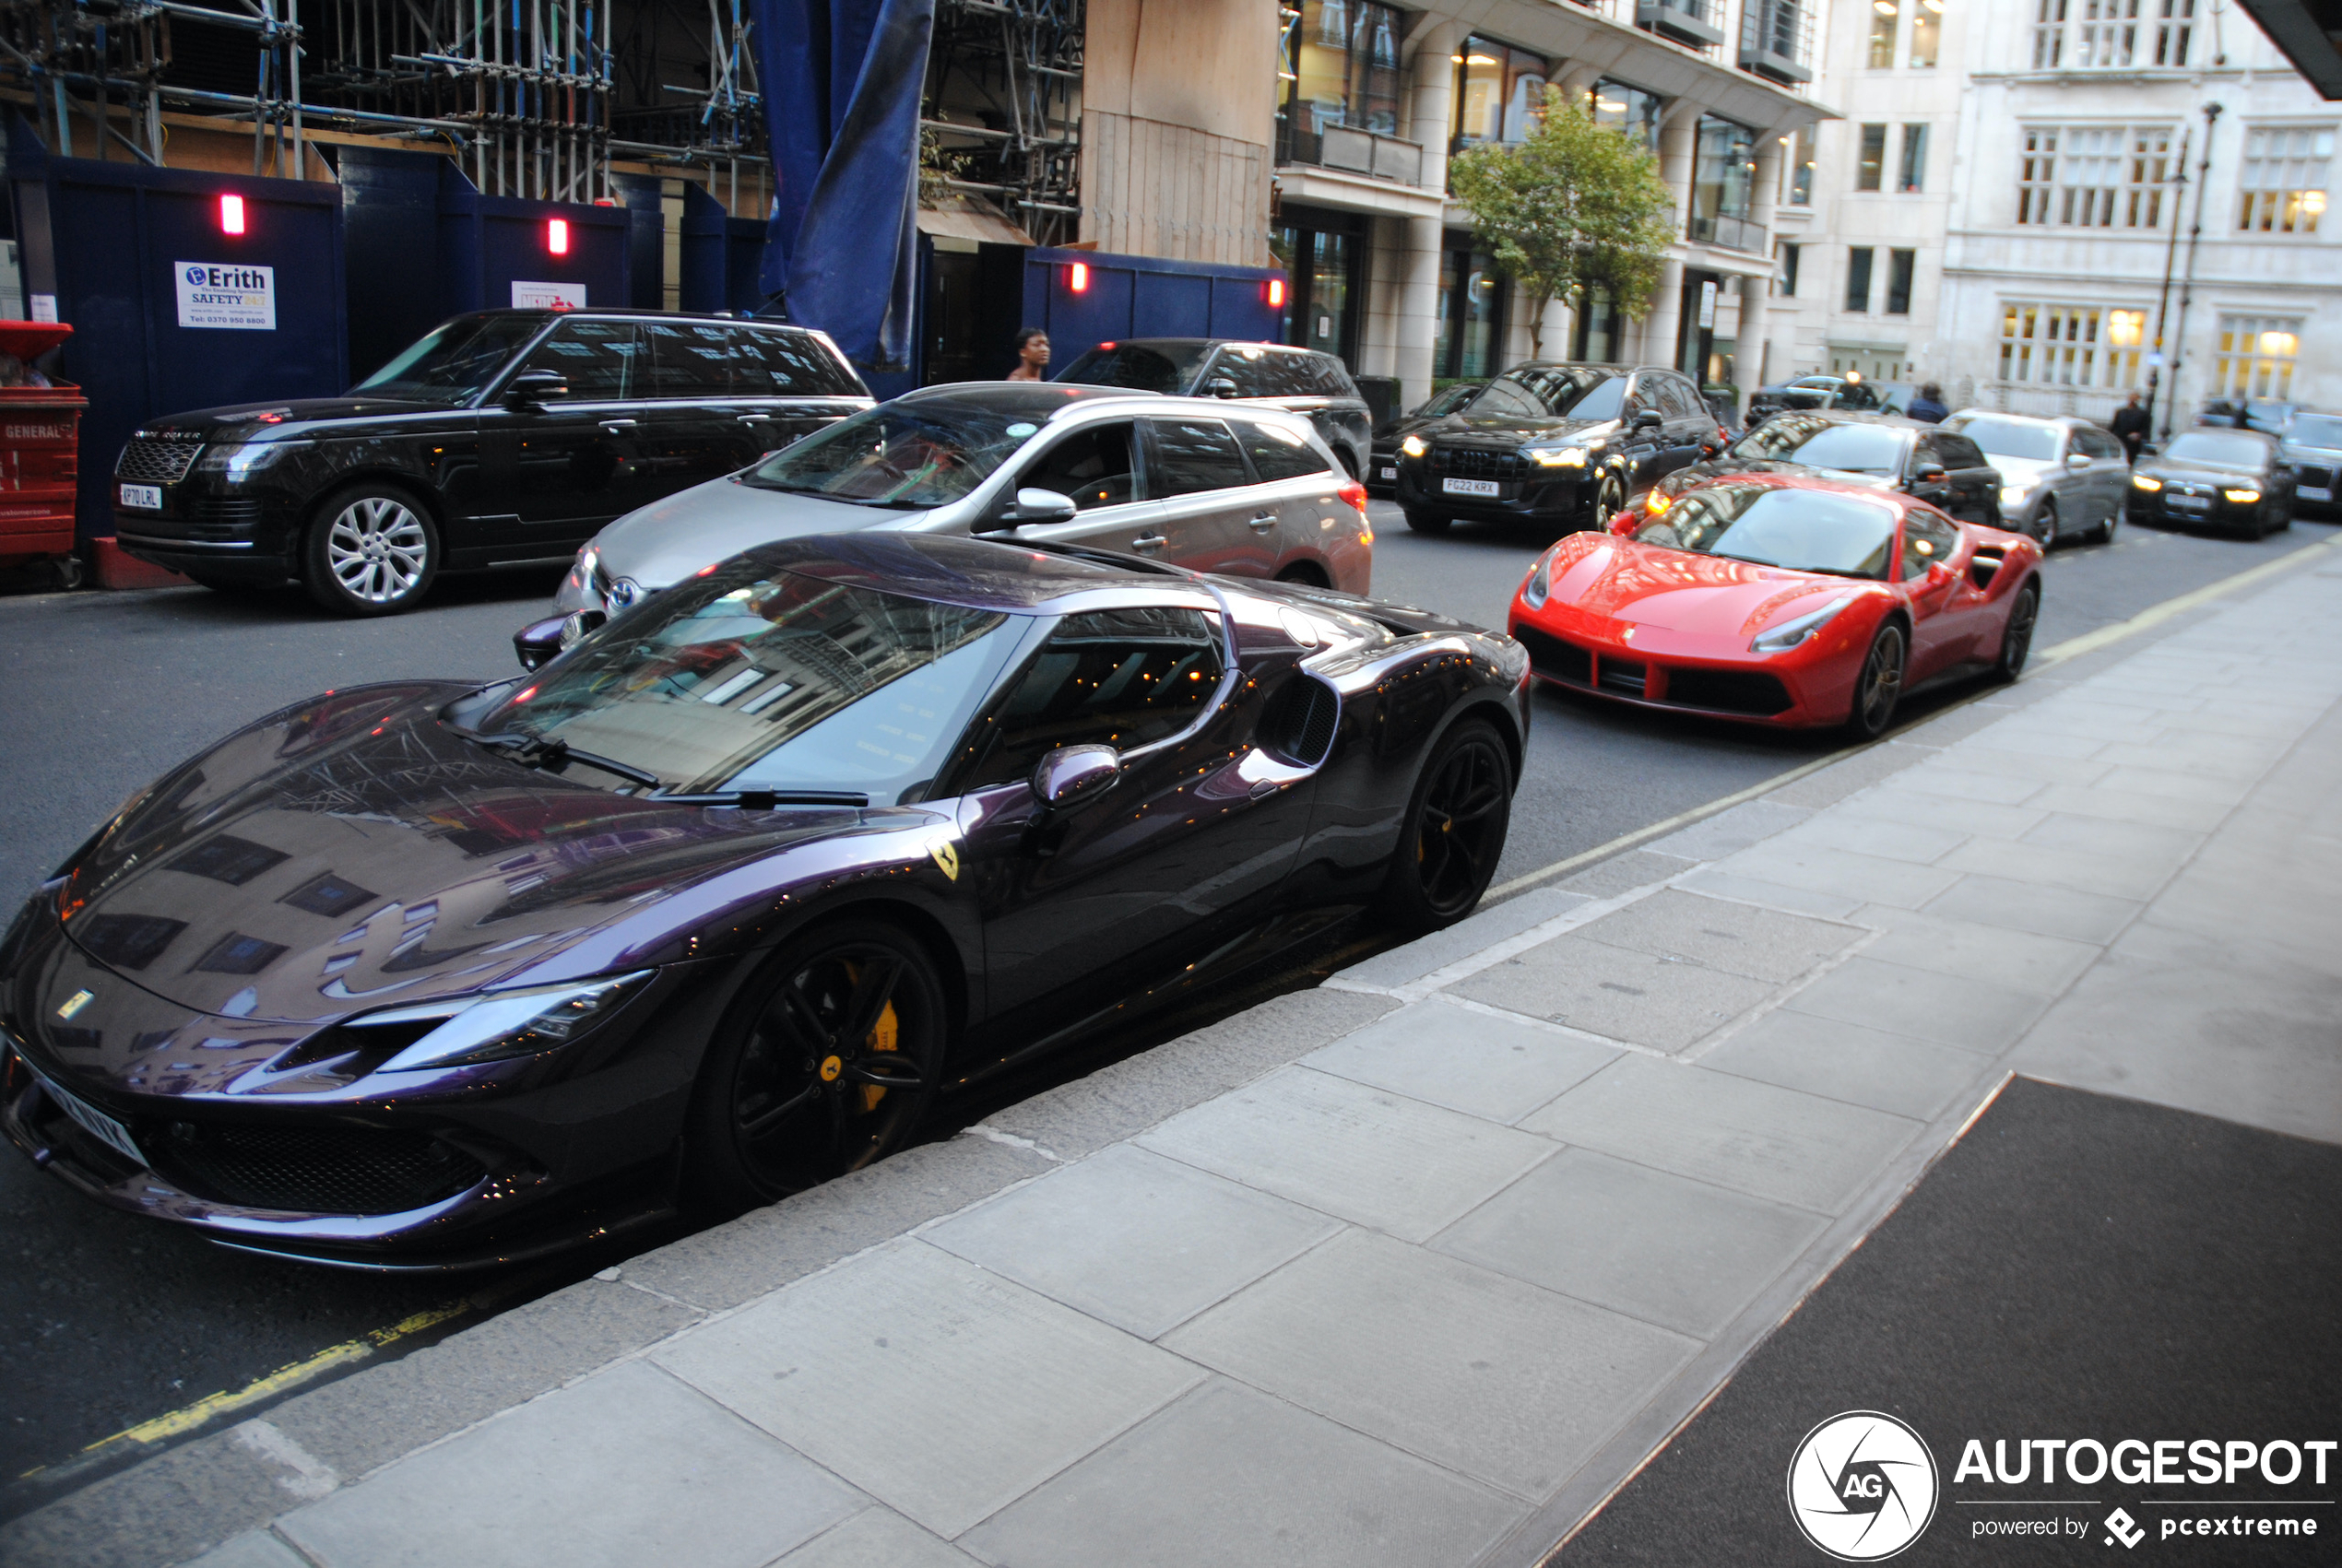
(1378, 465), (1397, 481)
(118, 483), (162, 511)
(30, 1067), (147, 1164)
(1443, 477), (1499, 498)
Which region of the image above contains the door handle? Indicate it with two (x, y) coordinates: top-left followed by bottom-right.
(598, 419), (639, 433)
(1248, 513), (1279, 531)
(737, 414), (774, 424)
(1130, 532), (1168, 552)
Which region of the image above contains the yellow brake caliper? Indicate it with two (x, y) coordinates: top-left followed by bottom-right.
(862, 999), (899, 1113)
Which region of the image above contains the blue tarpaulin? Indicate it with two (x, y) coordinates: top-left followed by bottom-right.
(755, 0), (934, 371)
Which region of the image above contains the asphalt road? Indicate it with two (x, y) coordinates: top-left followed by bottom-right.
(3, 506), (2336, 1510)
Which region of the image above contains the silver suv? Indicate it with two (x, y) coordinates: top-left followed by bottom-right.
(1940, 409), (2131, 545)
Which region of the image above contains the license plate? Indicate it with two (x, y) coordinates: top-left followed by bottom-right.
(118, 483), (162, 511)
(30, 1067), (146, 1165)
(1378, 466), (1397, 481)
(1443, 477), (1500, 498)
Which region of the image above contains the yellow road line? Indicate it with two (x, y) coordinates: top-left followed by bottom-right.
(1487, 531), (2342, 902)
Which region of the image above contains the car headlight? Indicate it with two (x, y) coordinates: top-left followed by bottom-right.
(1520, 547), (1561, 609)
(356, 972), (655, 1072)
(2132, 475), (2162, 491)
(1999, 485), (2030, 508)
(1529, 446), (1590, 467)
(1750, 595), (1854, 654)
(2224, 489), (2261, 503)
(1400, 434), (1427, 458)
(1644, 489), (1673, 515)
(194, 441), (312, 480)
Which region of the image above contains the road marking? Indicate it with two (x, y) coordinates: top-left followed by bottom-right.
(1486, 530), (2342, 902)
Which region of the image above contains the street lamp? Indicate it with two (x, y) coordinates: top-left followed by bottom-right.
(2163, 101), (2224, 442)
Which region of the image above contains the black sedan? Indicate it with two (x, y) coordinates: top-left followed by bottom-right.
(1, 535), (1528, 1268)
(1630, 411), (2005, 528)
(2125, 429), (2297, 537)
(1367, 380), (1488, 495)
(1745, 374), (1889, 426)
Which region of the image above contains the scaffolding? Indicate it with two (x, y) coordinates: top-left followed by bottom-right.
(923, 0), (1083, 247)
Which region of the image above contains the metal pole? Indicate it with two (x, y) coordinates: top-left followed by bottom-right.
(2144, 124), (2188, 437)
(290, 0), (303, 176)
(2164, 101), (2221, 442)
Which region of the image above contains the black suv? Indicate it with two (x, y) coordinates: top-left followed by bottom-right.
(111, 309), (871, 615)
(1638, 410), (2005, 527)
(1390, 362), (1724, 535)
(1053, 338), (1373, 480)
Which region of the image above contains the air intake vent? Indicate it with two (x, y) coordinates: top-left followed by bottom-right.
(1264, 676), (1340, 767)
(148, 1121), (489, 1214)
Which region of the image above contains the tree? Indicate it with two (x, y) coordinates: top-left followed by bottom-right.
(1445, 93), (1677, 360)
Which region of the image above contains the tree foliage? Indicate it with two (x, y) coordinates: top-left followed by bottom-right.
(1445, 94), (1677, 359)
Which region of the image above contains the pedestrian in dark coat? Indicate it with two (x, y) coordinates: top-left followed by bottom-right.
(1906, 383), (1949, 423)
(2111, 392), (2151, 462)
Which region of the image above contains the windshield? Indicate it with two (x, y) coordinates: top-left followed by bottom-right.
(2163, 431), (2269, 470)
(1635, 483), (1899, 579)
(1945, 416), (2061, 463)
(1731, 416), (1907, 476)
(2287, 415), (2342, 449)
(1054, 342), (1214, 395)
(474, 562), (1022, 801)
(1416, 383), (1484, 419)
(738, 399), (1044, 509)
(351, 315), (544, 404)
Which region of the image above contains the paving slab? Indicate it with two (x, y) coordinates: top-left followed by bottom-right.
(959, 1379), (1522, 1568)
(1829, 786), (2050, 840)
(1762, 741), (1934, 809)
(1909, 745), (2111, 786)
(1887, 763), (2048, 806)
(1134, 1067), (1555, 1241)
(276, 1361), (861, 1568)
(1520, 1055), (1920, 1214)
(1429, 1149), (1828, 1338)
(652, 1241), (1201, 1539)
(2022, 780), (2233, 831)
(180, 1534), (308, 1568)
(775, 1508), (980, 1568)
(921, 1143), (1339, 1340)
(1934, 834), (2181, 901)
(1298, 996), (1618, 1124)
(1849, 906), (2103, 996)
(1671, 868), (1865, 920)
(1705, 841), (1963, 909)
(2091, 762), (2256, 804)
(1942, 725), (2107, 760)
(1447, 934), (1775, 1053)
(1697, 1009), (1995, 1120)
(1161, 1230), (1697, 1500)
(1920, 873), (2144, 944)
(1554, 849), (1695, 899)
(2091, 737), (2288, 780)
(1778, 955), (2049, 1054)
(1642, 798), (1815, 860)
(1567, 889), (1865, 984)
(1335, 886), (1591, 990)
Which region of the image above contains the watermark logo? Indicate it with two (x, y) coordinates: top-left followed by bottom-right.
(1789, 1411), (1941, 1561)
(2104, 1507), (2146, 1549)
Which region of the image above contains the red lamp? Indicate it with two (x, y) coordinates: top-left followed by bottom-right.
(1068, 260), (1090, 293)
(219, 195), (246, 235)
(1266, 277), (1286, 309)
(548, 218), (571, 256)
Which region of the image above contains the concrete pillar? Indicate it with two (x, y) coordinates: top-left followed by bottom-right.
(1735, 142), (1783, 412)
(1396, 20), (1464, 408)
(1638, 110), (1697, 369)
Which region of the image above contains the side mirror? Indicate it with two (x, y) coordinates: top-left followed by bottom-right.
(1032, 744), (1119, 808)
(1631, 409), (1664, 434)
(503, 369), (570, 407)
(1203, 377), (1240, 399)
(981, 487), (1080, 532)
(1912, 464), (1949, 485)
(514, 608), (606, 670)
(2064, 452), (2092, 469)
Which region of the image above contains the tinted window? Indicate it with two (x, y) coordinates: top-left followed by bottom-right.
(1149, 417), (1252, 496)
(734, 327), (862, 395)
(1466, 379), (1552, 419)
(1214, 350), (1283, 399)
(352, 314), (543, 404)
(1307, 354), (1357, 397)
(1023, 423), (1140, 510)
(739, 398), (1045, 508)
(1733, 418), (1906, 476)
(955, 607), (1224, 788)
(1634, 482), (1900, 579)
(1236, 419), (1332, 482)
(2076, 427), (2123, 460)
(1945, 416), (2061, 462)
(1899, 509), (1960, 579)
(1416, 382), (1484, 418)
(2287, 414), (2342, 448)
(2162, 431), (2270, 469)
(1565, 376), (1627, 422)
(1055, 342), (1214, 395)
(518, 319), (643, 399)
(640, 321), (736, 397)
(1933, 433), (1988, 470)
(1654, 377), (1700, 419)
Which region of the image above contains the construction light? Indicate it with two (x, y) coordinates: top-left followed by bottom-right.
(219, 194), (246, 235)
(1267, 277), (1286, 309)
(1068, 260), (1090, 293)
(548, 218), (571, 256)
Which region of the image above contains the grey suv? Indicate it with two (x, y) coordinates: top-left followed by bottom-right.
(2277, 411), (2342, 514)
(1052, 339), (1373, 480)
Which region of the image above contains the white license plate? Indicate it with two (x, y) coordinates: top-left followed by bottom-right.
(1443, 477), (1500, 498)
(1378, 466), (1398, 481)
(118, 483), (162, 511)
(31, 1067), (147, 1165)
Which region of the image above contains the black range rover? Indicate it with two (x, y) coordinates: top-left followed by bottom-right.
(1390, 362), (1725, 535)
(1053, 338), (1373, 481)
(111, 310), (871, 615)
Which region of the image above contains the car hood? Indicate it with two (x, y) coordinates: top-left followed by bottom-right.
(588, 476), (925, 592)
(136, 398), (457, 441)
(1662, 458), (1897, 496)
(1419, 410), (1615, 443)
(2136, 457), (2265, 489)
(1373, 408), (1459, 449)
(1978, 454), (2060, 489)
(43, 682), (944, 1027)
(1541, 534), (1877, 640)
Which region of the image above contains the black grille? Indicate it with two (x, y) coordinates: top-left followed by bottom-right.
(2294, 466), (2333, 489)
(1429, 444), (1529, 481)
(1263, 676), (1340, 766)
(1663, 666), (1793, 715)
(1598, 659), (1649, 697)
(148, 1121), (489, 1214)
(117, 439), (205, 485)
(188, 498), (265, 535)
(1513, 625), (1593, 685)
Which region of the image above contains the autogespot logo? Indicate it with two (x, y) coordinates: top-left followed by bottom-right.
(1789, 1411), (1942, 1561)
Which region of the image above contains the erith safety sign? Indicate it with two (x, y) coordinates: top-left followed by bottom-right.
(175, 262), (277, 330)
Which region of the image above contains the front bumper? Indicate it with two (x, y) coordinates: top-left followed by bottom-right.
(1395, 461), (1600, 526)
(2125, 486), (2262, 531)
(110, 470), (302, 582)
(1506, 601), (1861, 729)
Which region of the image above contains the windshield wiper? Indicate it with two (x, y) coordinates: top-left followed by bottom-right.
(446, 725), (667, 789)
(646, 789), (869, 809)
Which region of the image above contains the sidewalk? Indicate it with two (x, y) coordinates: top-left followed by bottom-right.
(10, 544), (2342, 1568)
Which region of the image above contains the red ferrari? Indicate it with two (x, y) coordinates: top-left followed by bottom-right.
(1507, 473), (2042, 736)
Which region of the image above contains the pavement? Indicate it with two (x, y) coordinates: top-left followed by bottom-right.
(6, 537), (2341, 1568)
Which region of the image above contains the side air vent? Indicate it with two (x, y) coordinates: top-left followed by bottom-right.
(1264, 676), (1341, 767)
(1969, 549), (2005, 592)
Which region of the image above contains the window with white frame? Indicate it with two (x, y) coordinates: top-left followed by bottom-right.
(2076, 0), (2138, 66)
(2017, 125), (2175, 226)
(2212, 316), (2300, 399)
(2153, 0), (2193, 64)
(2031, 0), (2066, 67)
(1997, 302), (2147, 386)
(2237, 126), (2334, 234)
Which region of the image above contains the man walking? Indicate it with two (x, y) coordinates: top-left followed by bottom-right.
(1906, 383), (1948, 423)
(2111, 391), (2151, 462)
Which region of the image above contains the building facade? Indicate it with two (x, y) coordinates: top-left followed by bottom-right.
(1753, 0), (2340, 427)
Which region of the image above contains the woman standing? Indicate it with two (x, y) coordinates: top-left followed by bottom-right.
(1006, 327), (1049, 381)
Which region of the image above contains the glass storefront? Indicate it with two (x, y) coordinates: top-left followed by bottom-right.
(1690, 115), (1759, 245)
(1571, 286), (1620, 364)
(1272, 209), (1365, 367)
(1451, 35), (1549, 150)
(1435, 242), (1506, 378)
(1281, 0), (1403, 160)
(1589, 79), (1662, 152)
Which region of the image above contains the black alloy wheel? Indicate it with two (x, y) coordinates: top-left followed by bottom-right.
(1846, 621), (1907, 739)
(1378, 720), (1512, 934)
(1403, 507), (1452, 535)
(1591, 475), (1626, 534)
(2029, 497), (2059, 548)
(2275, 495), (2295, 532)
(686, 919), (946, 1207)
(302, 484), (441, 617)
(1995, 583), (2040, 679)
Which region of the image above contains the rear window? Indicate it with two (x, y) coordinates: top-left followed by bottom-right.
(735, 327), (866, 395)
(1236, 419), (1332, 482)
(2288, 414), (2342, 448)
(1056, 342), (1213, 395)
(1944, 416), (2061, 463)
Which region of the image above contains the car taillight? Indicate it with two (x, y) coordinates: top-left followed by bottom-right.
(1337, 477), (1369, 513)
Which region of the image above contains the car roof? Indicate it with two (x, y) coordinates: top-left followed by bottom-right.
(458, 307), (821, 331)
(745, 532), (1214, 614)
(1944, 408), (2096, 429)
(890, 382), (1149, 416)
(1103, 337), (1322, 356)
(1749, 409), (1930, 433)
(1502, 360), (1662, 375)
(1679, 468), (1919, 514)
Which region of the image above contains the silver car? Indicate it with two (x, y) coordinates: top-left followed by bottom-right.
(2277, 410), (2342, 514)
(1940, 409), (2130, 546)
(554, 383), (1374, 620)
